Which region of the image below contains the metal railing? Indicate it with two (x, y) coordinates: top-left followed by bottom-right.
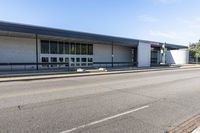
(189, 57), (200, 64)
(0, 62), (137, 72)
(0, 62), (70, 71)
(93, 62), (137, 68)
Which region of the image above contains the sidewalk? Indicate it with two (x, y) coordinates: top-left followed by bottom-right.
(0, 65), (199, 82)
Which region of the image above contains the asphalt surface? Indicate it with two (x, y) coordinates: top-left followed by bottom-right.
(0, 68), (200, 133)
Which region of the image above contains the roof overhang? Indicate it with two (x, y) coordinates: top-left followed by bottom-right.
(0, 21), (187, 49)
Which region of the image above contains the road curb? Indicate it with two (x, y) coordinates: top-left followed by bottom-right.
(167, 115), (200, 133)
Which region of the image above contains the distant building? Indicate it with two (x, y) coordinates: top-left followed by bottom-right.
(0, 21), (188, 70)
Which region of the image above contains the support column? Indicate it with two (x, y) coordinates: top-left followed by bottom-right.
(111, 42), (114, 67)
(161, 43), (166, 64)
(35, 34), (39, 70)
(137, 41), (151, 67)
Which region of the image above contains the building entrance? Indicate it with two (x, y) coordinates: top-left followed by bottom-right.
(131, 48), (137, 66)
(151, 47), (161, 65)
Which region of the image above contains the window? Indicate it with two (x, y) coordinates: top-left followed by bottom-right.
(88, 58), (93, 62)
(41, 57), (49, 67)
(81, 58), (87, 66)
(76, 58), (80, 66)
(51, 57), (57, 67)
(65, 58), (69, 63)
(41, 40), (49, 54)
(81, 44), (88, 55)
(70, 43), (76, 54)
(88, 44), (93, 55)
(42, 40), (93, 56)
(59, 42), (64, 54)
(76, 43), (81, 54)
(88, 58), (93, 66)
(59, 57), (64, 62)
(65, 42), (70, 54)
(42, 57), (49, 63)
(65, 58), (69, 66)
(50, 41), (58, 54)
(51, 57), (57, 63)
(88, 63), (93, 66)
(58, 57), (64, 67)
(71, 58), (75, 66)
(76, 58), (80, 62)
(71, 58), (75, 63)
(81, 58), (87, 62)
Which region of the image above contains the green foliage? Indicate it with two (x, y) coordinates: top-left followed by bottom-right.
(189, 40), (200, 58)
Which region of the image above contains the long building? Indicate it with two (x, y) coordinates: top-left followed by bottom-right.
(0, 21), (188, 70)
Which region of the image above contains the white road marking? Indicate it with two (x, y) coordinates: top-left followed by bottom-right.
(60, 105), (149, 133)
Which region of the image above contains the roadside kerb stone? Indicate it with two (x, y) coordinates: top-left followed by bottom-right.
(167, 115), (200, 133)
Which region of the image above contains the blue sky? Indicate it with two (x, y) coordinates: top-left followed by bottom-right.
(0, 0), (199, 45)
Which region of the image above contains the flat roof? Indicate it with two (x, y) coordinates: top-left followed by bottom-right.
(0, 21), (187, 49)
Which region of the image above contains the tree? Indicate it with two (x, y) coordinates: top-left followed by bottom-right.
(189, 40), (200, 63)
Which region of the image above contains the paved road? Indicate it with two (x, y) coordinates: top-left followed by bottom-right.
(0, 68), (200, 133)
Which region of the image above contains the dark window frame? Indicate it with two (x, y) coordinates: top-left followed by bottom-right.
(81, 58), (87, 62)
(70, 43), (76, 54)
(76, 43), (81, 55)
(65, 42), (70, 54)
(41, 40), (50, 54)
(81, 44), (88, 55)
(88, 44), (93, 55)
(58, 42), (64, 54)
(41, 57), (49, 63)
(50, 41), (58, 54)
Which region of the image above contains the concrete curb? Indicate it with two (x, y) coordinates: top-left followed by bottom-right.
(167, 114), (200, 133)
